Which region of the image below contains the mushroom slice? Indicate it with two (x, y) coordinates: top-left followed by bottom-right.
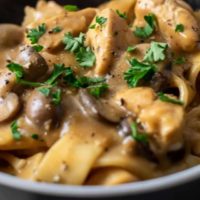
(0, 93), (20, 122)
(0, 24), (24, 49)
(16, 46), (48, 81)
(79, 89), (126, 123)
(25, 89), (56, 128)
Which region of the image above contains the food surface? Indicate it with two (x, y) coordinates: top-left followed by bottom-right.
(0, 0), (200, 186)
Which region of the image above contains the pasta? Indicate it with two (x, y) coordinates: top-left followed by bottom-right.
(1, 0), (200, 186)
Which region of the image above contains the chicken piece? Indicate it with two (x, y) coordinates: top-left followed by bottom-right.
(139, 100), (184, 155)
(86, 8), (139, 75)
(115, 87), (156, 115)
(25, 8), (96, 53)
(134, 0), (199, 52)
(115, 87), (184, 155)
(23, 1), (65, 27)
(99, 0), (136, 23)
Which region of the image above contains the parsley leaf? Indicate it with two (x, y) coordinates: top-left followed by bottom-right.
(64, 4), (79, 11)
(134, 14), (156, 38)
(32, 134), (39, 140)
(116, 10), (127, 19)
(11, 120), (22, 140)
(50, 26), (62, 33)
(157, 92), (184, 105)
(63, 32), (85, 53)
(175, 24), (184, 32)
(89, 24), (96, 29)
(76, 47), (96, 67)
(124, 58), (156, 87)
(52, 88), (62, 105)
(127, 46), (137, 52)
(7, 62), (24, 79)
(38, 87), (51, 97)
(27, 23), (46, 44)
(32, 44), (44, 52)
(144, 42), (168, 63)
(131, 122), (148, 144)
(96, 16), (107, 26)
(45, 64), (66, 85)
(63, 33), (96, 68)
(174, 56), (186, 65)
(88, 83), (108, 98)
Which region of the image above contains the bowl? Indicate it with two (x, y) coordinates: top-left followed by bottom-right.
(0, 1), (200, 200)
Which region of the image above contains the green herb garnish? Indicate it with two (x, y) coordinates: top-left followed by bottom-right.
(7, 62), (24, 79)
(124, 58), (156, 87)
(131, 122), (148, 144)
(127, 46), (137, 52)
(157, 92), (184, 105)
(38, 87), (51, 97)
(50, 26), (62, 33)
(174, 56), (186, 65)
(63, 33), (96, 68)
(32, 134), (39, 140)
(116, 10), (127, 19)
(32, 44), (44, 52)
(144, 42), (168, 63)
(64, 5), (79, 11)
(134, 14), (156, 38)
(88, 83), (108, 98)
(96, 16), (107, 26)
(175, 24), (184, 32)
(52, 88), (62, 105)
(27, 23), (46, 44)
(11, 120), (22, 141)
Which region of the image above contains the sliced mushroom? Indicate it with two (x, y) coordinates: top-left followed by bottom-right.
(0, 69), (16, 97)
(79, 89), (126, 123)
(0, 93), (20, 122)
(16, 46), (48, 81)
(25, 89), (56, 127)
(0, 24), (24, 49)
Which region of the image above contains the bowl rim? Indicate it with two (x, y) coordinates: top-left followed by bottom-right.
(0, 165), (200, 197)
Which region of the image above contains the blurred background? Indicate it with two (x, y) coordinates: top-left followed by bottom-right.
(0, 0), (107, 24)
(0, 0), (198, 24)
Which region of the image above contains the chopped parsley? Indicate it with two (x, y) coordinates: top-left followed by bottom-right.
(76, 47), (96, 67)
(52, 88), (62, 105)
(96, 16), (107, 26)
(32, 44), (44, 52)
(88, 83), (108, 98)
(27, 23), (46, 44)
(124, 58), (156, 87)
(116, 10), (127, 19)
(38, 87), (51, 97)
(131, 122), (148, 144)
(7, 62), (43, 87)
(11, 120), (22, 140)
(157, 92), (184, 105)
(174, 56), (186, 65)
(175, 24), (184, 32)
(50, 26), (62, 33)
(32, 134), (39, 140)
(90, 16), (107, 29)
(127, 46), (137, 52)
(64, 4), (79, 11)
(63, 33), (96, 68)
(7, 62), (24, 79)
(134, 14), (156, 39)
(144, 42), (168, 63)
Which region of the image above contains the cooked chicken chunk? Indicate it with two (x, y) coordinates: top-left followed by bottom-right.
(134, 0), (199, 52)
(86, 8), (138, 75)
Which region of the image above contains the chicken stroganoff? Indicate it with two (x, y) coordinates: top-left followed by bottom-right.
(0, 0), (200, 186)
